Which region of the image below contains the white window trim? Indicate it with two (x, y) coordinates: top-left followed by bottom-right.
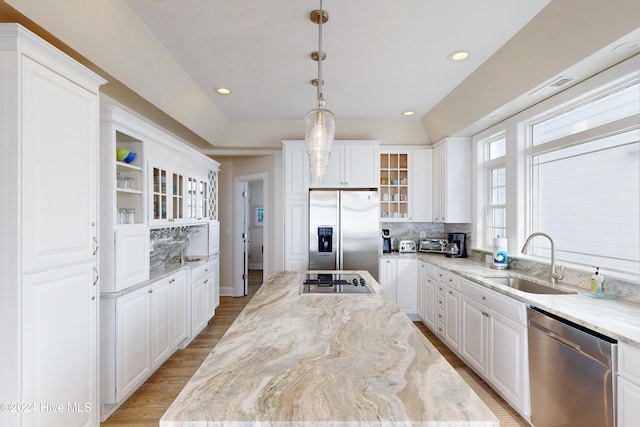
(473, 54), (640, 272)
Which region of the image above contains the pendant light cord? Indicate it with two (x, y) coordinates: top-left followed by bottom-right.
(317, 0), (324, 107)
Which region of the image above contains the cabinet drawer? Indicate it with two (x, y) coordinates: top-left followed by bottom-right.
(620, 342), (640, 385)
(443, 271), (460, 290)
(191, 260), (215, 282)
(460, 278), (526, 325)
(425, 263), (439, 280)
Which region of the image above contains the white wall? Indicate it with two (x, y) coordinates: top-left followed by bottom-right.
(214, 154), (283, 294)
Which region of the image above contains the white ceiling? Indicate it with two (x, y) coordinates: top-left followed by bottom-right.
(125, 0), (550, 121)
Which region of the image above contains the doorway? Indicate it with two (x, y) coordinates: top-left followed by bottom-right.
(234, 173), (266, 297)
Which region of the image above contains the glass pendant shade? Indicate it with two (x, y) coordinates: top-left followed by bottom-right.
(304, 106), (335, 183)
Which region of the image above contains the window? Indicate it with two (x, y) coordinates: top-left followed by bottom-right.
(473, 56), (639, 282)
(482, 132), (507, 247)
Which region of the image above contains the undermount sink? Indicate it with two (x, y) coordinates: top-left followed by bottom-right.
(482, 276), (576, 295)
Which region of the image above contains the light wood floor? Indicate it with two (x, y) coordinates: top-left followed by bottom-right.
(101, 270), (527, 426)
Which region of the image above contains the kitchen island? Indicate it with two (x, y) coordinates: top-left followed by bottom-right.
(160, 270), (498, 426)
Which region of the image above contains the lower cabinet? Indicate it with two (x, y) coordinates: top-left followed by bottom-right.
(618, 342), (640, 426)
(100, 270), (187, 419)
(191, 259), (218, 337)
(378, 257), (417, 315)
(418, 261), (438, 331)
(459, 278), (530, 418)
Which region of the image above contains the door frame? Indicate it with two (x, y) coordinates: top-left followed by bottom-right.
(234, 173), (267, 296)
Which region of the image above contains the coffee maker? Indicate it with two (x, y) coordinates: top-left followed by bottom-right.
(382, 229), (392, 253)
(446, 232), (467, 258)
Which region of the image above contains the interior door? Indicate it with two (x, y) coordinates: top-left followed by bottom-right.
(235, 181), (250, 296)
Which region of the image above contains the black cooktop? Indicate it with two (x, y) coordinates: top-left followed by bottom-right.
(301, 273), (373, 294)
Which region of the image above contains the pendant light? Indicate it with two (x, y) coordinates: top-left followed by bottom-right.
(304, 0), (335, 184)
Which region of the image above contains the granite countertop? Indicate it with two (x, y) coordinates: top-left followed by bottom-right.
(160, 270), (499, 427)
(392, 252), (640, 347)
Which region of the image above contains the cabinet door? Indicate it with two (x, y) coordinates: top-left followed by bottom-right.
(432, 143), (445, 222)
(283, 141), (310, 199)
(314, 145), (343, 187)
(343, 143), (379, 187)
(410, 148), (433, 221)
(150, 277), (171, 369)
(22, 263), (97, 427)
(377, 258), (397, 301)
(116, 286), (151, 401)
(211, 254), (221, 312)
(460, 295), (488, 377)
(396, 258), (417, 314)
(283, 200), (308, 270)
(168, 273), (187, 350)
(171, 172), (185, 221)
(424, 275), (438, 331)
(150, 165), (169, 223)
(417, 262), (427, 320)
(488, 310), (529, 415)
(114, 225), (150, 291)
(208, 220), (220, 255)
(21, 56), (98, 273)
(619, 377), (640, 427)
(444, 287), (461, 353)
(191, 277), (208, 337)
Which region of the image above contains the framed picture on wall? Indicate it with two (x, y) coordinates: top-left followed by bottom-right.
(254, 205), (264, 227)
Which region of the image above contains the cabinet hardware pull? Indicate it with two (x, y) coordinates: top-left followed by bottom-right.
(149, 289), (153, 293)
(91, 296), (95, 301)
(204, 279), (208, 283)
(482, 296), (487, 300)
(169, 278), (175, 283)
(92, 237), (99, 255)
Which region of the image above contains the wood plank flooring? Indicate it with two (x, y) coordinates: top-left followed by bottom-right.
(101, 270), (527, 426)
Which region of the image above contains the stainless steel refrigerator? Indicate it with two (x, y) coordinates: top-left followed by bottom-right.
(309, 189), (379, 279)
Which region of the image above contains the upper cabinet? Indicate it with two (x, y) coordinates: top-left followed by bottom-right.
(380, 147), (433, 222)
(309, 141), (380, 188)
(432, 137), (471, 223)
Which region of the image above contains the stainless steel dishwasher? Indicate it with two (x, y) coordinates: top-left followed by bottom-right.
(527, 307), (617, 427)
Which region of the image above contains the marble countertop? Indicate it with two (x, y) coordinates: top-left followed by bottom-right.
(160, 270), (499, 427)
(390, 252), (640, 347)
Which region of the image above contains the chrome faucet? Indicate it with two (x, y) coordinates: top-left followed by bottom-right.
(521, 232), (564, 284)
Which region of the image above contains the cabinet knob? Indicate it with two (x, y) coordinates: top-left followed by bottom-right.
(448, 290), (452, 294)
(169, 278), (176, 283)
(149, 289), (153, 293)
(482, 295), (487, 300)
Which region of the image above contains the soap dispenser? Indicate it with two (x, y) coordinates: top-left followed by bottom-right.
(591, 267), (604, 295)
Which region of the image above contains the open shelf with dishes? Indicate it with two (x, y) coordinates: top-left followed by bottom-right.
(380, 152), (409, 220)
(115, 131), (144, 225)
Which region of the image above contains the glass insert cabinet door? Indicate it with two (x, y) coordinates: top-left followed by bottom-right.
(380, 152), (409, 220)
(172, 173), (184, 220)
(152, 167), (168, 220)
(187, 177), (197, 219)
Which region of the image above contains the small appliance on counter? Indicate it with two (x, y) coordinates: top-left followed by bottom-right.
(382, 229), (392, 254)
(445, 232), (467, 258)
(419, 238), (448, 253)
(398, 239), (417, 253)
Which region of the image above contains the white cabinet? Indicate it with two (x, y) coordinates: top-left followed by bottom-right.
(190, 259), (218, 338)
(101, 270), (187, 419)
(282, 141), (310, 271)
(378, 257), (417, 315)
(418, 261), (438, 331)
(432, 137), (471, 223)
(380, 147), (432, 221)
(186, 175), (209, 221)
(114, 226), (150, 291)
(114, 286), (151, 401)
(0, 24), (105, 427)
(459, 278), (530, 418)
(312, 141), (380, 188)
(149, 164), (185, 225)
(434, 269), (461, 353)
(618, 342), (640, 427)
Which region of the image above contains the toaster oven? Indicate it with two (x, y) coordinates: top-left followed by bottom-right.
(419, 238), (448, 253)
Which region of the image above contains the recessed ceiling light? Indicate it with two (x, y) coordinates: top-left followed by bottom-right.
(402, 111), (415, 117)
(448, 50), (470, 61)
(215, 87), (232, 95)
(612, 41), (640, 53)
